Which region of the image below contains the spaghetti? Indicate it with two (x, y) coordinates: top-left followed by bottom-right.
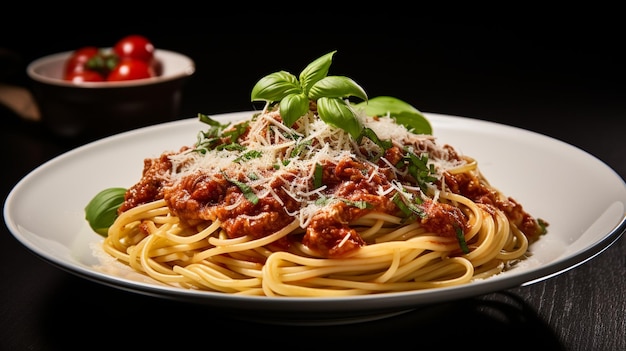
(100, 108), (547, 297)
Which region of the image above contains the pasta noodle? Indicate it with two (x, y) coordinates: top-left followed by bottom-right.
(99, 106), (548, 297)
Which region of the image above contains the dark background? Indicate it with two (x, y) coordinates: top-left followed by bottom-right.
(3, 16), (625, 121)
(2, 13), (625, 351)
(3, 15), (624, 176)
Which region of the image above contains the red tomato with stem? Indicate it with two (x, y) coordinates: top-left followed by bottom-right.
(107, 58), (155, 81)
(112, 35), (155, 62)
(64, 46), (100, 77)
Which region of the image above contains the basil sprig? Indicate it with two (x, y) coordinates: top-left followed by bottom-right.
(251, 51), (432, 139)
(251, 50), (367, 139)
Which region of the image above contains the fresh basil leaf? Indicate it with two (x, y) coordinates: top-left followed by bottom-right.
(392, 110), (432, 135)
(299, 51), (336, 93)
(308, 76), (367, 101)
(354, 96), (432, 135)
(317, 97), (362, 139)
(85, 187), (126, 237)
(280, 93), (310, 127)
(251, 71), (301, 102)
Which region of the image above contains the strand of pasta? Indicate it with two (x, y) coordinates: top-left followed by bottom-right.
(192, 219), (300, 261)
(497, 224), (528, 260)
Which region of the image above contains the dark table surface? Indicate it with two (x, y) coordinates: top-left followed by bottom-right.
(1, 17), (625, 350)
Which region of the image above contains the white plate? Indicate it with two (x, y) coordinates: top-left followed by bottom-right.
(4, 111), (626, 325)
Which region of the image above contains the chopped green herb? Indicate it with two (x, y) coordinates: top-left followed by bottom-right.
(313, 163), (323, 189)
(401, 150), (438, 193)
(313, 195), (372, 209)
(357, 127), (393, 153)
(234, 150), (262, 163)
(392, 192), (426, 221)
(195, 113), (249, 153)
(455, 225), (470, 254)
(221, 171), (259, 205)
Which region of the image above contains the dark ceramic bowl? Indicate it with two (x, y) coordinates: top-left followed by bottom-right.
(27, 49), (195, 139)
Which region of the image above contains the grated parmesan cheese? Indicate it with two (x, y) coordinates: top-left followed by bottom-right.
(163, 108), (466, 230)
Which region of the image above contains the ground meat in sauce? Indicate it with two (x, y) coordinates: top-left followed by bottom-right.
(163, 171), (300, 240)
(304, 202), (366, 257)
(418, 199), (468, 237)
(118, 152), (175, 214)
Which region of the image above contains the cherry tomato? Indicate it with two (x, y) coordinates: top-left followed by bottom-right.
(106, 58), (155, 81)
(112, 35), (155, 62)
(65, 70), (105, 83)
(64, 46), (100, 76)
